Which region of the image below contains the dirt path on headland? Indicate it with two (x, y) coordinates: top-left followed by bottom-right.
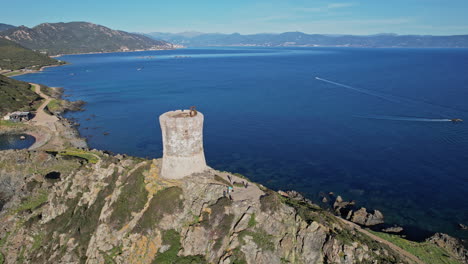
(339, 218), (425, 264)
(29, 83), (59, 131)
(25, 83), (59, 149)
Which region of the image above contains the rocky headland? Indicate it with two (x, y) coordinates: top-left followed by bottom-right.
(0, 150), (467, 263)
(0, 91), (467, 263)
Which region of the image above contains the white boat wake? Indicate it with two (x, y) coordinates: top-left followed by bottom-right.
(315, 77), (402, 103)
(315, 77), (466, 120)
(355, 115), (454, 122)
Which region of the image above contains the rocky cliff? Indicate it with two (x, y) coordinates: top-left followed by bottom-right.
(0, 149), (424, 264)
(1, 149), (466, 264)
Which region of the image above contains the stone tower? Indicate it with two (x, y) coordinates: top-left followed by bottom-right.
(159, 109), (207, 179)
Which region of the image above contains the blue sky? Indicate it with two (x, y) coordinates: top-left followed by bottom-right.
(3, 0), (468, 35)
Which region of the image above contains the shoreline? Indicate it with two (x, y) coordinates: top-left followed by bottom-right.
(2, 63), (67, 77)
(50, 47), (177, 58)
(3, 47), (178, 77)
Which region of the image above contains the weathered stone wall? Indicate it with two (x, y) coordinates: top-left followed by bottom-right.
(159, 110), (207, 179)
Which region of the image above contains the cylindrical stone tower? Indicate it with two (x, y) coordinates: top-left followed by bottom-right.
(159, 109), (207, 179)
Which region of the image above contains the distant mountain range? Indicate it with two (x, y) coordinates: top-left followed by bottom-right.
(1, 22), (173, 55)
(0, 23), (15, 32)
(146, 31), (468, 48)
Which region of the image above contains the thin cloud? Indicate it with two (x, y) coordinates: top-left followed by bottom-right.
(328, 3), (356, 9)
(296, 2), (357, 12)
(256, 15), (296, 22)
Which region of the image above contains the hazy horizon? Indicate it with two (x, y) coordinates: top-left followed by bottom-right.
(3, 22), (468, 37)
(2, 0), (468, 36)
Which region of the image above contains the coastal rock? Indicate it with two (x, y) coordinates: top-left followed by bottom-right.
(350, 208), (384, 226)
(332, 195), (355, 218)
(426, 233), (468, 263)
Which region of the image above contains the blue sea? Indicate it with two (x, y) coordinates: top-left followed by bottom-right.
(15, 47), (468, 239)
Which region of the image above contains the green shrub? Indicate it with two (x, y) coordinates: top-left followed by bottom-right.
(239, 230), (275, 251)
(14, 190), (48, 213)
(214, 175), (232, 186)
(231, 247), (247, 264)
(152, 229), (206, 264)
(110, 164), (150, 230)
(58, 149), (99, 164)
(248, 213), (257, 228)
(259, 190), (281, 213)
(368, 231), (461, 264)
(136, 187), (184, 233)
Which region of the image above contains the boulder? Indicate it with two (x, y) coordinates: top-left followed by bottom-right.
(350, 208), (384, 226)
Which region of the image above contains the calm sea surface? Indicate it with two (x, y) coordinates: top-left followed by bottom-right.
(15, 47), (468, 238)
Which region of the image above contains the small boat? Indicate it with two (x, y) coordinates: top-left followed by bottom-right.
(451, 119), (463, 123)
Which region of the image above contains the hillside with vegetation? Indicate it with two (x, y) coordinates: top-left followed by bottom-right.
(0, 38), (59, 71)
(1, 22), (173, 55)
(0, 75), (41, 115)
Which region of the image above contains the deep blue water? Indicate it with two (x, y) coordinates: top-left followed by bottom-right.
(0, 134), (35, 150)
(15, 47), (468, 238)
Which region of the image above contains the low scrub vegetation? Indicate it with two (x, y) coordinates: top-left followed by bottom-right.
(369, 230), (460, 264)
(58, 149), (99, 164)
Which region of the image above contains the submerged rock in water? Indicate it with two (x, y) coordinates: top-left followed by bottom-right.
(382, 226), (404, 233)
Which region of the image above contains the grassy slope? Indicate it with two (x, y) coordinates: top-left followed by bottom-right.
(369, 230), (461, 264)
(0, 38), (59, 70)
(0, 74), (40, 115)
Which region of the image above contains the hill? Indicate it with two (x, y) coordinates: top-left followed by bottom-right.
(0, 37), (59, 70)
(147, 31), (468, 48)
(0, 75), (40, 115)
(1, 22), (173, 55)
(0, 23), (15, 32)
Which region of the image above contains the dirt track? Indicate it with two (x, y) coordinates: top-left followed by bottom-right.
(29, 83), (59, 131)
